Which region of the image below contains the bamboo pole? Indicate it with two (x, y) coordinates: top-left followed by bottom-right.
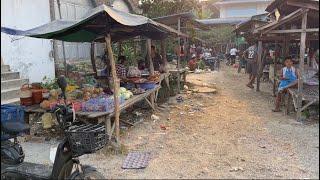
(105, 34), (120, 144)
(297, 10), (308, 121)
(256, 40), (263, 92)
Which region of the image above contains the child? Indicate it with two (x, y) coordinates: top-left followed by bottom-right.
(272, 56), (299, 112)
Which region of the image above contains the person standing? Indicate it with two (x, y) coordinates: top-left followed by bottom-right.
(245, 43), (258, 89)
(229, 47), (238, 65)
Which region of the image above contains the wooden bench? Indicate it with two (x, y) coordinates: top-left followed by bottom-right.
(285, 85), (319, 115)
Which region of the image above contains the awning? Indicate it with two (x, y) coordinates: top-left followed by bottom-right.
(1, 4), (187, 42)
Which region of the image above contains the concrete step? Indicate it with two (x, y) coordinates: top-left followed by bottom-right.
(1, 87), (21, 101)
(1, 65), (10, 72)
(1, 98), (20, 105)
(1, 79), (28, 91)
(1, 72), (20, 81)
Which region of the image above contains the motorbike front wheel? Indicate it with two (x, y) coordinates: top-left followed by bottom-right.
(69, 166), (105, 179)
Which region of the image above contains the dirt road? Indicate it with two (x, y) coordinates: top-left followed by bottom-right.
(79, 66), (319, 179)
(22, 65), (319, 179)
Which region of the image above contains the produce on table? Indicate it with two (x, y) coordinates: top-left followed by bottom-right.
(148, 74), (160, 83)
(131, 88), (145, 95)
(82, 95), (125, 112)
(119, 87), (133, 100)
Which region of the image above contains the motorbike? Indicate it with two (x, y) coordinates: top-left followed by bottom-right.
(1, 76), (105, 180)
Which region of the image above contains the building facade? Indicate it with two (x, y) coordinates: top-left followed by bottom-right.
(214, 0), (272, 18)
(1, 0), (139, 83)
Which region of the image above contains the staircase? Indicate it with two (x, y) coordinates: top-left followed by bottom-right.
(1, 65), (28, 105)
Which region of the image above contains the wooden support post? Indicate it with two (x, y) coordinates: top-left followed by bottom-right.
(146, 38), (155, 108)
(160, 39), (167, 72)
(105, 34), (120, 144)
(284, 35), (289, 57)
(177, 18), (181, 93)
(146, 39), (154, 75)
(118, 41), (122, 57)
(297, 11), (307, 121)
(273, 41), (278, 96)
(90, 42), (97, 77)
(256, 40), (263, 92)
(57, 0), (67, 76)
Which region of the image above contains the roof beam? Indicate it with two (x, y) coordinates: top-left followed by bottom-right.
(254, 8), (306, 34)
(287, 0), (319, 11)
(268, 28), (319, 34)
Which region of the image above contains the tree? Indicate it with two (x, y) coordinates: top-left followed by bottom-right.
(139, 0), (201, 18)
(196, 25), (235, 45)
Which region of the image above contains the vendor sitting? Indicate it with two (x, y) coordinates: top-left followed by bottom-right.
(145, 45), (163, 72)
(272, 56), (299, 112)
(188, 54), (198, 71)
(116, 55), (127, 79)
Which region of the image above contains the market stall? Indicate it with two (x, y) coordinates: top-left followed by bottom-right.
(252, 0), (319, 120)
(153, 12), (207, 93)
(2, 4), (187, 144)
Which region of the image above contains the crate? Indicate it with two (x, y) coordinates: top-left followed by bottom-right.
(65, 123), (107, 157)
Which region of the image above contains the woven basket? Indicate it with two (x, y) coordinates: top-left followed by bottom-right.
(20, 84), (32, 98)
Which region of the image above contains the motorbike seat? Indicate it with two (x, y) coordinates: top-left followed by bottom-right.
(1, 122), (30, 135)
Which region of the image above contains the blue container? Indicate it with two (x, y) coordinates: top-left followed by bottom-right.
(138, 82), (156, 90)
(1, 105), (25, 140)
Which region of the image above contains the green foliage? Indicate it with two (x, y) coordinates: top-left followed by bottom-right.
(196, 26), (235, 45)
(139, 0), (201, 18)
(121, 44), (137, 66)
(41, 76), (58, 90)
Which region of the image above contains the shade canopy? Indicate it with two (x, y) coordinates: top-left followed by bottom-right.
(1, 4), (187, 42)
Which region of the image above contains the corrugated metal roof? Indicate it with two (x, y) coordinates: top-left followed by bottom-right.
(197, 17), (250, 25)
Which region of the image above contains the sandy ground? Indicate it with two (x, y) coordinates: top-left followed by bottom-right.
(22, 65), (319, 179)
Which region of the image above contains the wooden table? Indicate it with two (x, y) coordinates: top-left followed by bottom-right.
(285, 84), (319, 115)
(169, 69), (187, 83)
(24, 85), (161, 141)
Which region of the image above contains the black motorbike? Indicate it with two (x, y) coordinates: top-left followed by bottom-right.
(1, 76), (105, 179)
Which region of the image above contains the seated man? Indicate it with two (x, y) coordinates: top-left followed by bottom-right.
(272, 56), (299, 112)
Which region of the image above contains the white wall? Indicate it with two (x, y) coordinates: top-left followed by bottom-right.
(1, 0), (55, 82)
(219, 2), (270, 18)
